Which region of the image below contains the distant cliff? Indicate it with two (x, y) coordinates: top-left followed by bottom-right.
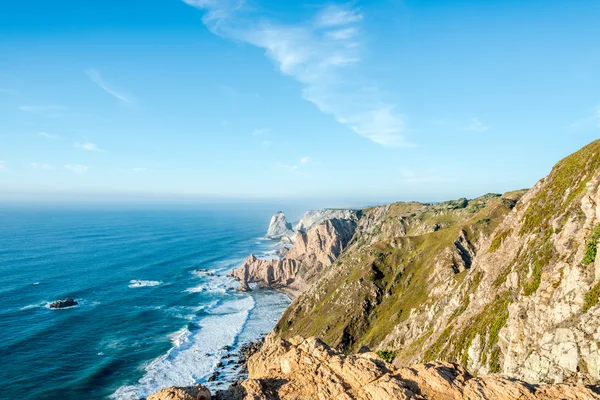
(232, 211), (359, 297)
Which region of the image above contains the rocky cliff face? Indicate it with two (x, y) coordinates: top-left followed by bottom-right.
(150, 336), (599, 400)
(265, 212), (293, 240)
(232, 217), (358, 297)
(274, 140), (600, 386)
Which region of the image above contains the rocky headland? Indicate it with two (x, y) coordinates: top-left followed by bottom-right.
(150, 140), (600, 399)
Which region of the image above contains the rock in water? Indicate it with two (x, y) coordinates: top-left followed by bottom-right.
(48, 298), (78, 309)
(265, 211), (293, 240)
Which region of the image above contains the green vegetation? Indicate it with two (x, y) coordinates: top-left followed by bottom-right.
(376, 350), (397, 363)
(488, 229), (512, 253)
(583, 224), (600, 265)
(520, 140), (600, 236)
(584, 281), (600, 312)
(523, 261), (542, 296)
(425, 291), (511, 369)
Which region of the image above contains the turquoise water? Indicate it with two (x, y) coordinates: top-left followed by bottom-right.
(0, 204), (291, 400)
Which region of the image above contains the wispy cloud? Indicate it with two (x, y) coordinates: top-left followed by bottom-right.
(74, 141), (104, 152)
(275, 156), (313, 172)
(183, 1), (409, 147)
(19, 105), (67, 117)
(86, 69), (133, 105)
(132, 167), (148, 172)
(30, 162), (53, 170)
(274, 161), (299, 171)
(464, 117), (489, 133)
(568, 104), (600, 133)
(315, 4), (364, 27)
(38, 132), (61, 140)
(252, 128), (269, 136)
(64, 164), (88, 175)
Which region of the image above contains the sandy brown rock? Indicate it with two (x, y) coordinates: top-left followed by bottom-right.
(147, 385), (211, 400)
(231, 217), (357, 298)
(216, 335), (600, 399)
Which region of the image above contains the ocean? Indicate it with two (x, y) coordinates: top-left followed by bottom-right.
(0, 204), (293, 400)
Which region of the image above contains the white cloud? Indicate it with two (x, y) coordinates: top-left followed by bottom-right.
(86, 69), (133, 105)
(74, 141), (104, 152)
(276, 156), (313, 172)
(464, 117), (489, 133)
(132, 167), (148, 172)
(183, 1), (409, 147)
(252, 128), (269, 136)
(38, 132), (61, 140)
(19, 105), (66, 117)
(315, 4), (363, 27)
(64, 164), (88, 175)
(275, 161), (299, 171)
(31, 163), (53, 170)
(568, 104), (600, 133)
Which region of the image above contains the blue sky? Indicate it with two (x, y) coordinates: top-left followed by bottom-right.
(0, 0), (599, 205)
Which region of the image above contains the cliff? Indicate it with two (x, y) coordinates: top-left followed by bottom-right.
(273, 139), (600, 385)
(265, 212), (293, 240)
(232, 216), (358, 297)
(150, 335), (599, 400)
(149, 140), (600, 399)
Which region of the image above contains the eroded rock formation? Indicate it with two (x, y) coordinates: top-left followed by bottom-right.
(151, 336), (600, 400)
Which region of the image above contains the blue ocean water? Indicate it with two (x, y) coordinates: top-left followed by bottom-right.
(0, 204), (292, 400)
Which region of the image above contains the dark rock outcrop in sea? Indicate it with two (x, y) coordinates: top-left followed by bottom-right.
(48, 298), (78, 309)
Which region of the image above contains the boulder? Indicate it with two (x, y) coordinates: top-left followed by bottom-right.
(48, 298), (78, 309)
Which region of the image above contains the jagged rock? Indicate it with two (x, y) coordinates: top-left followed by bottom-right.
(265, 212), (293, 240)
(154, 336), (599, 399)
(147, 385), (211, 400)
(48, 298), (78, 309)
(231, 217), (358, 298)
(294, 209), (358, 232)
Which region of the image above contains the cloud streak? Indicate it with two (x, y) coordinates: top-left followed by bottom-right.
(464, 117), (489, 133)
(183, 1), (408, 147)
(31, 163), (53, 170)
(86, 69), (133, 105)
(74, 141), (104, 152)
(39, 132), (61, 140)
(64, 164), (88, 175)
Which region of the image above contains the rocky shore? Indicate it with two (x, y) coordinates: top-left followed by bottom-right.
(147, 335), (600, 399)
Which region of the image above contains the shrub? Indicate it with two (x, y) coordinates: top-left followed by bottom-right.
(584, 282), (600, 312)
(583, 225), (600, 265)
(376, 350), (397, 363)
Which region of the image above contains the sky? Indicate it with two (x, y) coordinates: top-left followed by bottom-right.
(0, 0), (599, 206)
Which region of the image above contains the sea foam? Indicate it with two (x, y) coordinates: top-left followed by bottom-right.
(128, 280), (162, 288)
(111, 295), (255, 400)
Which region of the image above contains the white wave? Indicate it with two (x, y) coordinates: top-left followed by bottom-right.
(111, 295), (256, 400)
(20, 302), (47, 311)
(128, 280), (162, 288)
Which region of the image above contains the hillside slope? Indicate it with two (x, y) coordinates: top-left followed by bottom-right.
(274, 140), (600, 385)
